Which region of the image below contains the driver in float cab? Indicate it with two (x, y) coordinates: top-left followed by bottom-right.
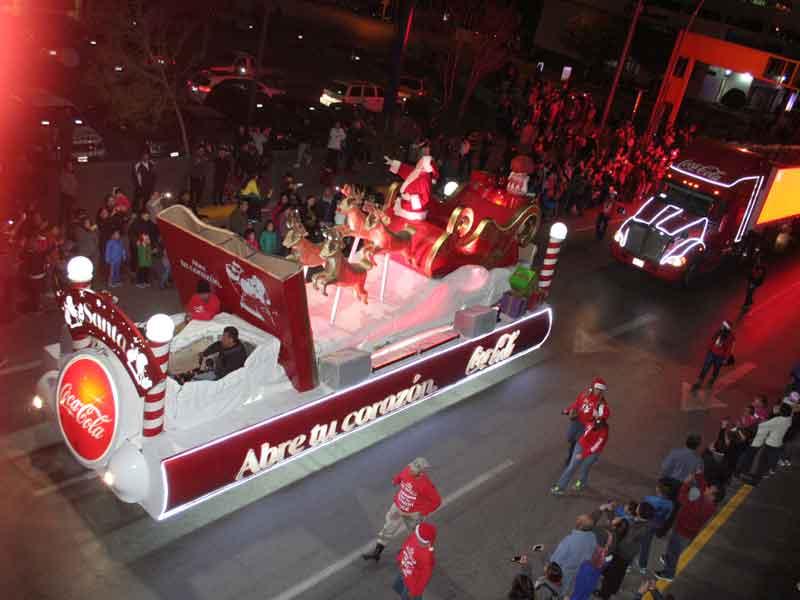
(181, 326), (247, 383)
(186, 280), (221, 321)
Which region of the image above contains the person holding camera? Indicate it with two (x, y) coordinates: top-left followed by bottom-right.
(179, 326), (247, 383)
(692, 320), (736, 391)
(363, 458), (441, 563)
(507, 545), (562, 600)
(561, 377), (610, 466)
(549, 514), (598, 596)
(655, 471), (718, 582)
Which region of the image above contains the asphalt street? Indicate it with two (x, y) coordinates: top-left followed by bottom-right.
(1, 191), (799, 599)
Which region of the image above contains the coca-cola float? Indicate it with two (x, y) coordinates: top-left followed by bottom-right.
(34, 159), (567, 520)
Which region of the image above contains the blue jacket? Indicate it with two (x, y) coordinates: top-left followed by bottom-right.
(551, 529), (597, 596)
(105, 238), (127, 264)
(642, 494), (674, 525)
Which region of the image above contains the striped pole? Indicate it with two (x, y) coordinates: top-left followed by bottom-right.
(143, 314), (174, 437)
(66, 256), (94, 351)
(537, 222), (568, 297)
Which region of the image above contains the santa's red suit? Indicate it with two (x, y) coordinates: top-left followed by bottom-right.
(396, 523), (437, 598)
(387, 155), (439, 221)
(564, 377), (610, 426)
(392, 466), (442, 515)
(186, 292), (221, 321)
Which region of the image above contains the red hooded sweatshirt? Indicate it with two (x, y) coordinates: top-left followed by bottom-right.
(186, 292), (221, 321)
(578, 423), (609, 457)
(674, 474), (716, 539)
(707, 331), (735, 359)
(565, 389), (611, 426)
(397, 529), (436, 597)
(392, 466), (442, 515)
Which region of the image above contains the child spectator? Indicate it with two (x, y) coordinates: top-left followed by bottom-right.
(105, 229), (126, 288)
(259, 221), (280, 255)
(244, 228), (258, 251)
(135, 233), (153, 288)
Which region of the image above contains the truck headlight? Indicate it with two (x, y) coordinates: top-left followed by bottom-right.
(664, 255), (687, 267)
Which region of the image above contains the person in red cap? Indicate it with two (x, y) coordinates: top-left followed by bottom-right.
(561, 378), (610, 465)
(363, 457), (441, 562)
(692, 320), (735, 391)
(393, 522), (437, 600)
(551, 417), (610, 495)
(384, 154), (439, 221)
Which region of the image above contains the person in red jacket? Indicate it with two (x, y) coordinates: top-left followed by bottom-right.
(692, 321), (735, 391)
(561, 378), (610, 465)
(363, 457), (441, 562)
(551, 418), (609, 495)
(393, 522), (437, 600)
(655, 472), (718, 582)
(186, 280), (221, 322)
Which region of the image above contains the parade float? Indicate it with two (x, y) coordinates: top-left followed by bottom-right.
(35, 156), (566, 520)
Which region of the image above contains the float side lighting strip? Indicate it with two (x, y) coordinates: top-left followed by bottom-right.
(735, 175), (765, 243)
(157, 307), (553, 518)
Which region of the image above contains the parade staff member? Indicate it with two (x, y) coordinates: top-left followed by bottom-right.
(363, 457), (441, 562)
(393, 523), (437, 600)
(561, 378), (610, 465)
(692, 320), (735, 391)
(186, 280), (221, 322)
(551, 417), (610, 495)
(385, 154), (439, 221)
(190, 326), (247, 382)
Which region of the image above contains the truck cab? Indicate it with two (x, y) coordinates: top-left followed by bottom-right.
(611, 139), (799, 285)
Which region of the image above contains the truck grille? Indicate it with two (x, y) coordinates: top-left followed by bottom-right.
(626, 223), (670, 263)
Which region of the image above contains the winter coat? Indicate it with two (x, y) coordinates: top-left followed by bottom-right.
(136, 242), (153, 268)
(104, 239), (126, 264)
(74, 226), (99, 261)
(550, 529), (597, 596)
(392, 466), (441, 516)
(564, 389), (610, 426)
(259, 230), (279, 255)
(660, 448), (703, 482)
(674, 475), (716, 539)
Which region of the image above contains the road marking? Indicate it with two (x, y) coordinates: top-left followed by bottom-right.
(680, 362), (756, 412)
(268, 459), (515, 600)
(652, 484), (752, 595)
(573, 313), (659, 354)
(33, 471), (98, 497)
(744, 278), (800, 318)
(0, 360), (42, 377)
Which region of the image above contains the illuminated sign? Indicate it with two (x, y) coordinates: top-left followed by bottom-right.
(57, 356), (118, 464)
(58, 287), (158, 394)
(756, 167), (800, 225)
(157, 308), (552, 519)
(674, 160), (727, 182)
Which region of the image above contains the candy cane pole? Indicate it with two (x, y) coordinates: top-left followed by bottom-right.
(66, 256), (94, 351)
(143, 314), (174, 437)
(537, 222), (567, 297)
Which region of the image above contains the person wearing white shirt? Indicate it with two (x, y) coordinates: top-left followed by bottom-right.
(326, 122), (346, 173)
(737, 403), (792, 477)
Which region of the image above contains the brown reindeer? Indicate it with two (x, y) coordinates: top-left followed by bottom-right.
(282, 209), (324, 268)
(362, 204), (416, 266)
(335, 184), (370, 239)
(312, 227), (372, 304)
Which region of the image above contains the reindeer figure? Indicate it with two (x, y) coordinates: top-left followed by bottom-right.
(335, 184), (370, 240)
(362, 203), (416, 266)
(282, 209), (324, 268)
(312, 227), (372, 304)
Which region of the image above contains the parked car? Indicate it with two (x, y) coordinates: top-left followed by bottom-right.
(27, 89), (106, 161)
(398, 76), (428, 99)
(187, 70), (286, 103)
(319, 80), (387, 112)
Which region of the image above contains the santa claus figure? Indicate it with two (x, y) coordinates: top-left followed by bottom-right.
(385, 154), (439, 221)
(506, 155), (535, 197)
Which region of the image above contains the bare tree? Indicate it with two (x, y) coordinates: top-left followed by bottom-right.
(86, 0), (209, 157)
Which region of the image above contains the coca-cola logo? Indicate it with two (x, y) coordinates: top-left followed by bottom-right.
(57, 356), (118, 462)
(675, 160), (727, 182)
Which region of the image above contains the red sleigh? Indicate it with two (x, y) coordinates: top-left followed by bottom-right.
(382, 173), (541, 278)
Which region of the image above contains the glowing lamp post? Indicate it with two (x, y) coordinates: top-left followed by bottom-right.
(537, 222), (567, 298)
(67, 256), (94, 351)
(143, 314), (174, 437)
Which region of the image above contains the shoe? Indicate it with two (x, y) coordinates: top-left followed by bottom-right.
(574, 480), (584, 491)
(361, 542), (384, 562)
(659, 555), (666, 566)
(655, 570), (674, 582)
(550, 485), (564, 496)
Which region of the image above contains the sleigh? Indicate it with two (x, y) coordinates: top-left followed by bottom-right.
(383, 172), (541, 278)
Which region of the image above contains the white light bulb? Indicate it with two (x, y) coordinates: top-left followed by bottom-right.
(67, 256), (94, 283)
(146, 314), (175, 343)
(443, 181), (459, 197)
(550, 222), (568, 241)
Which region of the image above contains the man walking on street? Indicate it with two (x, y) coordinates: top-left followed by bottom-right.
(561, 377), (610, 465)
(132, 151), (157, 212)
(743, 255), (766, 311)
(393, 523), (437, 600)
(551, 417), (609, 494)
(692, 320), (735, 391)
(655, 472), (718, 582)
(363, 457), (441, 562)
(326, 121), (346, 174)
(59, 160), (78, 227)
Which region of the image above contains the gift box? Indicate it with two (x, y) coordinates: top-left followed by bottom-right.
(499, 290), (528, 319)
(508, 266), (538, 297)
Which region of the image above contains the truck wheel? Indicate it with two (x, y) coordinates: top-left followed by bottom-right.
(681, 262), (699, 288)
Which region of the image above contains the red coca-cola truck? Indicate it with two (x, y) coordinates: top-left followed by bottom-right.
(611, 138), (800, 285)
